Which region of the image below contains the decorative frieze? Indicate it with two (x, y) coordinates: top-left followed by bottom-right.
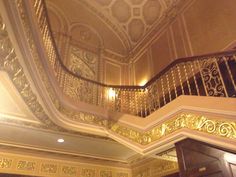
(41, 163), (57, 174)
(61, 165), (77, 176)
(17, 160), (36, 171)
(81, 168), (95, 177)
(0, 154), (130, 177)
(100, 170), (112, 177)
(0, 158), (12, 169)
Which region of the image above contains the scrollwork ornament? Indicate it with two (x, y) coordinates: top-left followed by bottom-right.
(0, 158), (12, 169)
(81, 168), (95, 177)
(41, 163), (57, 173)
(17, 161), (36, 171)
(218, 122), (236, 138)
(199, 59), (226, 97)
(110, 113), (236, 145)
(62, 166), (77, 176)
(196, 116), (216, 133)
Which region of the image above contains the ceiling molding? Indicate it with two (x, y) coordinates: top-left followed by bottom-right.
(76, 0), (132, 52)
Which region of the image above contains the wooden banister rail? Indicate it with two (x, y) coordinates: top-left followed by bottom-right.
(27, 0), (236, 117)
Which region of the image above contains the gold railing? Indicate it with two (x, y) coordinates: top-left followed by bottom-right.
(30, 0), (236, 117)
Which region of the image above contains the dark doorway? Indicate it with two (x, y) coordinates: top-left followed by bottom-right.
(175, 139), (236, 177)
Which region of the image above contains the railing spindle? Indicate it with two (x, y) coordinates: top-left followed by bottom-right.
(190, 61), (200, 95)
(177, 64), (184, 95)
(166, 71), (172, 101)
(160, 77), (166, 105)
(223, 56), (236, 93)
(171, 67), (178, 98)
(214, 57), (229, 97)
(183, 63), (192, 95)
(197, 59), (208, 96)
(28, 0), (236, 117)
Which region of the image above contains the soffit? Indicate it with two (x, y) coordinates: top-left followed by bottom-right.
(0, 72), (41, 124)
(0, 72), (137, 163)
(45, 0), (180, 61)
(0, 123), (137, 163)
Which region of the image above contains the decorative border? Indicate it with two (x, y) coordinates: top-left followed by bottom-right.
(0, 153), (131, 177)
(109, 113), (236, 145)
(0, 147), (178, 177)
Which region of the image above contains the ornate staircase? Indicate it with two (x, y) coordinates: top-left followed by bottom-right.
(0, 0), (236, 157)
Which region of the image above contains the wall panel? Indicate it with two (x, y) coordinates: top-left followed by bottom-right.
(141, 0), (236, 78)
(183, 0), (236, 55)
(151, 31), (173, 75)
(105, 61), (121, 85)
(134, 51), (150, 85)
(171, 19), (187, 59)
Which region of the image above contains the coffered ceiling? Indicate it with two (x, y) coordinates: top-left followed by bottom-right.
(91, 0), (164, 44)
(46, 0), (181, 61)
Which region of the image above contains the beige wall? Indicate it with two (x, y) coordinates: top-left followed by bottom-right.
(151, 30), (174, 76)
(134, 51), (151, 85)
(183, 0), (236, 54)
(132, 0), (236, 84)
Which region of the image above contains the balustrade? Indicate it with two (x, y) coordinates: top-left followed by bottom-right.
(27, 0), (236, 117)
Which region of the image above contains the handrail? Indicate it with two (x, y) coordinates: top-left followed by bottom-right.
(50, 30), (236, 89)
(27, 0), (236, 117)
(145, 49), (236, 87)
(40, 0), (236, 89)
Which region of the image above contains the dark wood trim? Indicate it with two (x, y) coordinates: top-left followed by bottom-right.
(175, 139), (236, 177)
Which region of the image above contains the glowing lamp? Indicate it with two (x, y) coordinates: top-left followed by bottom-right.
(139, 79), (148, 86)
(108, 88), (116, 99)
